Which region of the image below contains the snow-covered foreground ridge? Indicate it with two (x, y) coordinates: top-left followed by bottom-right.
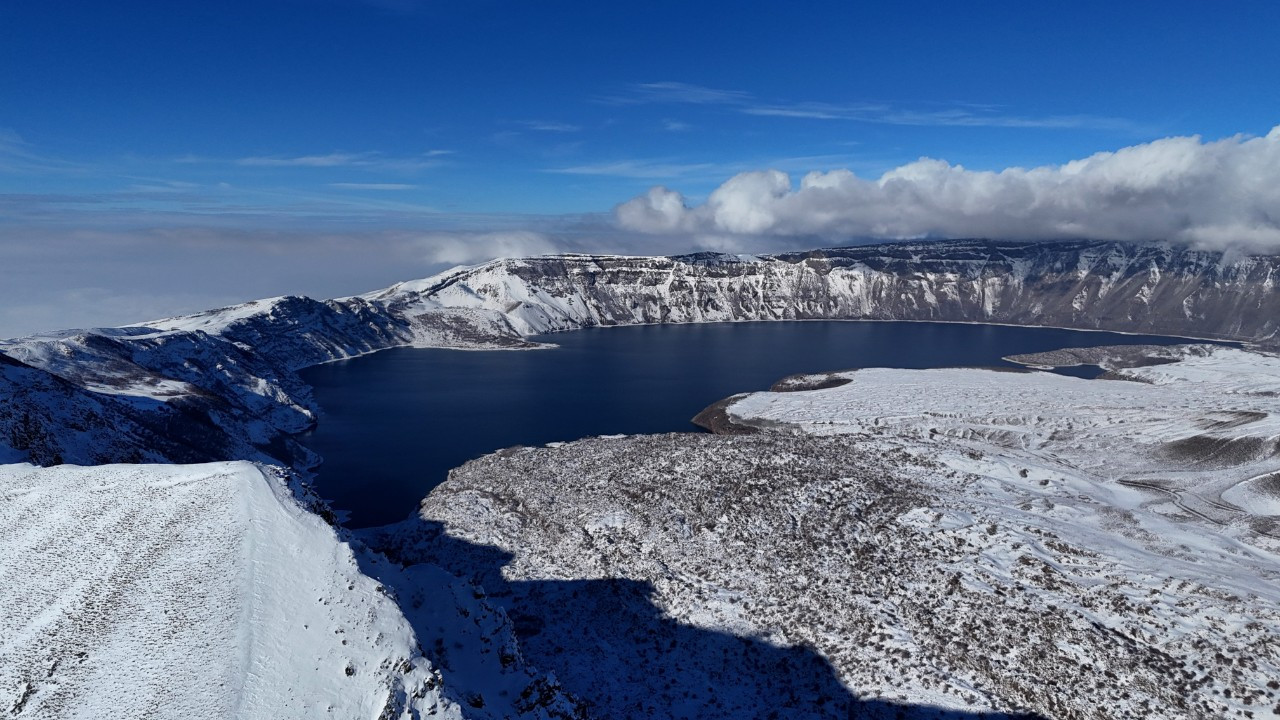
(3, 238), (1279, 468)
(0, 462), (580, 719)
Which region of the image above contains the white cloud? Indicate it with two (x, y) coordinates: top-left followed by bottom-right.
(606, 82), (1133, 130)
(234, 151), (449, 170)
(743, 103), (1131, 130)
(407, 231), (561, 265)
(615, 128), (1280, 251)
(0, 127), (23, 148)
(0, 128), (86, 175)
(238, 152), (378, 167)
(604, 82), (753, 106)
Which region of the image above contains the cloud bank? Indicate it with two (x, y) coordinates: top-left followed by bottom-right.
(6, 128), (1279, 338)
(616, 128), (1280, 250)
(0, 222), (621, 339)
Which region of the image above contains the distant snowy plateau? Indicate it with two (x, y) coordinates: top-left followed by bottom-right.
(3, 239), (1280, 719)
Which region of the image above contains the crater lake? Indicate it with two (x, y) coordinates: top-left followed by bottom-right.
(299, 321), (1204, 526)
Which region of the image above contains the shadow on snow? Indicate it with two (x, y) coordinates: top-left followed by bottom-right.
(362, 519), (1046, 720)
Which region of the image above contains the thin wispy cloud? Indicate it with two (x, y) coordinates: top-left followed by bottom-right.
(608, 81), (1135, 132)
(0, 128), (88, 175)
(599, 81), (754, 106)
(231, 150), (451, 171)
(0, 127), (24, 151)
(547, 151), (875, 182)
(238, 152), (377, 167)
(122, 178), (201, 193)
(546, 159), (720, 179)
(520, 120), (582, 132)
(328, 182), (417, 190)
(741, 102), (884, 120)
(662, 120), (692, 132)
(0, 181), (446, 226)
(349, 0), (430, 13)
(744, 103), (1134, 130)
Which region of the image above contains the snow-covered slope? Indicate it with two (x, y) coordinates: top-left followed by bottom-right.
(725, 345), (1280, 533)
(374, 345), (1280, 719)
(0, 461), (579, 719)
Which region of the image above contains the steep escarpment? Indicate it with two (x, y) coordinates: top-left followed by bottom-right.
(410, 240), (1280, 343)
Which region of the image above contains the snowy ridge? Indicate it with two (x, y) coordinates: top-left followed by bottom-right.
(391, 240), (1280, 342)
(0, 297), (531, 469)
(0, 462), (581, 719)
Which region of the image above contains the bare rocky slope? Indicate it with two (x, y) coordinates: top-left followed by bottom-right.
(375, 430), (1280, 719)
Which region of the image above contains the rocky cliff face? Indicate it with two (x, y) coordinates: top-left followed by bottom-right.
(407, 240), (1280, 343)
(2, 238), (1277, 468)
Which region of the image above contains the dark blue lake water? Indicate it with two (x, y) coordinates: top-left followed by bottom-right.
(299, 321), (1195, 527)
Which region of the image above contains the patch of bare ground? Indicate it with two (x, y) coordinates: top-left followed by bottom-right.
(690, 394), (758, 435)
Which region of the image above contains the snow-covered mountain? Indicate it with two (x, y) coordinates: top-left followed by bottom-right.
(4, 238), (1278, 470)
(382, 240), (1280, 343)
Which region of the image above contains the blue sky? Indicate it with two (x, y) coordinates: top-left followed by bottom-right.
(1, 1), (1279, 335)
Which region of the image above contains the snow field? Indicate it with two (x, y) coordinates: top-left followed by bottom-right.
(0, 462), (463, 720)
